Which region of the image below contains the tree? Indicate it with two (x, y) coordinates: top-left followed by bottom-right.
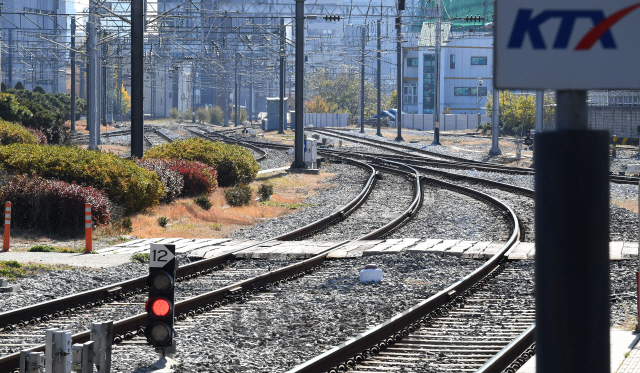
(196, 107), (209, 123)
(208, 106), (224, 125)
(182, 108), (193, 121)
(305, 69), (375, 124)
(33, 86), (46, 94)
(1, 83), (8, 93)
(119, 86), (131, 115)
(484, 91), (549, 136)
(169, 107), (180, 119)
(14, 82), (25, 90)
(231, 108), (248, 124)
(306, 96), (330, 113)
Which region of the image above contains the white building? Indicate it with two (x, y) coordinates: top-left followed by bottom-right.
(403, 23), (493, 116)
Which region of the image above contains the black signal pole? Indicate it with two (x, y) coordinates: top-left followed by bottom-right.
(294, 0), (305, 168)
(70, 17), (76, 133)
(131, 0), (144, 159)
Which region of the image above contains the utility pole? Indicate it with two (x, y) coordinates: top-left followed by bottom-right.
(489, 89), (501, 155)
(376, 19), (382, 137)
(87, 4), (98, 150)
(102, 34), (107, 129)
(535, 89), (544, 133)
(432, 0), (442, 145)
(249, 53), (253, 123)
(360, 26), (366, 134)
(234, 55), (239, 126)
(192, 61), (196, 123)
(131, 0), (144, 158)
(279, 17), (286, 134)
(395, 9), (404, 142)
(294, 0), (305, 167)
(70, 17), (76, 133)
(7, 30), (11, 88)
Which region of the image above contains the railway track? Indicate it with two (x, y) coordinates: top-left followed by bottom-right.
(0, 155), (386, 371)
(4, 125), (539, 372)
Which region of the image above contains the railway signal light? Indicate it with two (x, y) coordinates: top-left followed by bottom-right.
(145, 244), (177, 348)
(323, 14), (342, 22)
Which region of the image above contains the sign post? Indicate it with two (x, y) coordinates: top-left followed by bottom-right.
(494, 1), (640, 371)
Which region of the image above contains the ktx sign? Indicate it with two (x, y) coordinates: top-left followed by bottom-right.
(495, 0), (640, 89)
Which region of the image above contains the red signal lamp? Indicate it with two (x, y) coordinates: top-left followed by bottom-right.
(146, 297), (172, 317)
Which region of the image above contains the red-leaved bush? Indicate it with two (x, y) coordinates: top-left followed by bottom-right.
(136, 159), (184, 202)
(140, 158), (218, 197)
(0, 175), (112, 235)
(24, 127), (47, 144)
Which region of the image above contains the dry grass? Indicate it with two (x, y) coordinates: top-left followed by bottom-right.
(613, 199), (639, 214)
(94, 170), (336, 239)
(65, 120), (121, 134)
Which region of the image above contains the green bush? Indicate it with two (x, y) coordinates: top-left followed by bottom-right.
(182, 108), (193, 121)
(231, 108), (248, 125)
(208, 106), (224, 126)
(144, 138), (259, 187)
(131, 252), (149, 263)
(196, 107), (209, 123)
(257, 183), (274, 201)
(14, 82), (24, 90)
(0, 144), (164, 214)
(157, 216), (169, 227)
(169, 107), (180, 119)
(33, 86), (46, 94)
(0, 120), (39, 145)
(1, 83), (7, 93)
(194, 195), (212, 210)
(224, 184), (252, 206)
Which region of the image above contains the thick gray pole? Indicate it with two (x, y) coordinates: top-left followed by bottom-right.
(535, 89), (610, 373)
(489, 89), (501, 155)
(87, 5), (98, 150)
(395, 13), (403, 142)
(360, 27), (366, 134)
(432, 0), (442, 145)
(279, 17), (286, 134)
(376, 19), (382, 136)
(535, 89), (544, 133)
(249, 54), (253, 123)
(70, 17), (76, 133)
(294, 0), (305, 168)
(234, 57), (239, 126)
(131, 0), (144, 158)
(192, 61), (196, 123)
(102, 38), (107, 130)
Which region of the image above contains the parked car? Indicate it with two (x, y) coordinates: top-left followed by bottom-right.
(387, 108), (406, 117)
(371, 110), (395, 120)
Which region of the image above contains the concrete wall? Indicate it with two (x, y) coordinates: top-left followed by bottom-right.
(400, 113), (490, 131)
(303, 113), (349, 128)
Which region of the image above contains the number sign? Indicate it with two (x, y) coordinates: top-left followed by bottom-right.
(150, 244), (176, 268)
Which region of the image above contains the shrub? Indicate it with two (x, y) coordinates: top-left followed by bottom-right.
(1, 83), (7, 93)
(169, 107), (180, 119)
(0, 175), (112, 235)
(138, 158), (217, 197)
(14, 82), (24, 90)
(257, 183), (274, 201)
(194, 195), (212, 210)
(131, 252), (149, 263)
(196, 107), (209, 123)
(136, 159), (184, 202)
(182, 108), (193, 121)
(0, 144), (164, 214)
(224, 184), (252, 206)
(144, 138), (259, 187)
(157, 216), (169, 227)
(33, 86), (46, 94)
(0, 120), (38, 145)
(24, 127), (47, 144)
(112, 216), (133, 233)
(208, 106), (224, 126)
(231, 107), (248, 124)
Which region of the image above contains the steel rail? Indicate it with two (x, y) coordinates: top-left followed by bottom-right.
(0, 157), (421, 373)
(0, 156), (375, 333)
(475, 323), (536, 373)
(285, 172), (520, 373)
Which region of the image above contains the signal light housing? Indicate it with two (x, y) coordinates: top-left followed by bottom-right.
(145, 244), (177, 349)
